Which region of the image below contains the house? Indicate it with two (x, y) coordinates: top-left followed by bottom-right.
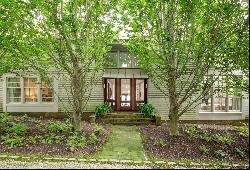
(0, 44), (249, 121)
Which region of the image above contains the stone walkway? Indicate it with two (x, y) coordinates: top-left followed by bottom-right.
(0, 160), (151, 169)
(93, 125), (147, 161)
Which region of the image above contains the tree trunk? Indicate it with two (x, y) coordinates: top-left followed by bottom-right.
(169, 114), (179, 136)
(72, 112), (82, 131)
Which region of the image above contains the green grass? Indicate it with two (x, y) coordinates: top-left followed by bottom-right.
(92, 125), (146, 161)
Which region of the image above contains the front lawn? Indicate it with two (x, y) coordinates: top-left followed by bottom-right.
(140, 123), (249, 162)
(0, 113), (112, 156)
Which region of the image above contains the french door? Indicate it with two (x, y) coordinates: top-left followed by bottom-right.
(104, 78), (147, 111)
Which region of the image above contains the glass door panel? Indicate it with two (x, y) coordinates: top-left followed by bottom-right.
(136, 79), (145, 108)
(121, 79), (131, 110)
(106, 79), (115, 108)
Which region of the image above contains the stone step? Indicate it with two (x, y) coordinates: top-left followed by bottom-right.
(95, 112), (156, 125)
(97, 121), (154, 125)
(102, 113), (153, 119)
(97, 117), (155, 122)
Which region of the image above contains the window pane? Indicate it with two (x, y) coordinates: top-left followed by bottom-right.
(24, 78), (38, 102)
(136, 80), (144, 101)
(107, 79), (115, 100)
(41, 80), (54, 102)
(119, 52), (132, 68)
(214, 98), (226, 111)
(105, 53), (118, 67)
(7, 78), (20, 87)
(200, 98), (212, 111)
(229, 97), (241, 111)
(7, 88), (21, 103)
(121, 79), (131, 107)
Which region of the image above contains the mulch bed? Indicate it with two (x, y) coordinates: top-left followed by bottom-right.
(0, 116), (112, 156)
(139, 123), (249, 162)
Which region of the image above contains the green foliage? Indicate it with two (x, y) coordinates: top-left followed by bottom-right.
(48, 121), (69, 133)
(66, 133), (87, 152)
(88, 132), (98, 145)
(1, 134), (25, 148)
(215, 149), (228, 159)
(121, 0), (249, 136)
(212, 134), (234, 145)
(159, 138), (166, 147)
(26, 135), (43, 144)
(3, 123), (28, 135)
(94, 125), (105, 135)
(185, 125), (198, 137)
(139, 103), (155, 116)
(153, 138), (167, 147)
(235, 148), (245, 158)
(235, 124), (249, 137)
(200, 130), (212, 142)
(95, 104), (112, 117)
(199, 145), (209, 155)
(0, 113), (10, 123)
(41, 134), (64, 144)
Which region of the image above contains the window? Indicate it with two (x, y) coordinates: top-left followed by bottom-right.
(119, 52), (132, 68)
(105, 51), (138, 68)
(41, 80), (54, 102)
(6, 77), (54, 103)
(106, 53), (118, 67)
(199, 76), (242, 112)
(228, 88), (241, 111)
(200, 96), (212, 112)
(24, 78), (38, 102)
(7, 78), (21, 102)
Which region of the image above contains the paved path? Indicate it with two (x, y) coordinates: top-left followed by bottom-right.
(0, 160), (151, 169)
(94, 125), (147, 161)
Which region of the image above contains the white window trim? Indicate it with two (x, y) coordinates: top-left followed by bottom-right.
(3, 74), (58, 112)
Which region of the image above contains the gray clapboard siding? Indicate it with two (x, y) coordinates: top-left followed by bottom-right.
(57, 72), (104, 112)
(147, 78), (199, 120)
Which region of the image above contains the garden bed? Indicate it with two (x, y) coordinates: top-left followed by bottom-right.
(139, 123), (249, 162)
(0, 113), (112, 156)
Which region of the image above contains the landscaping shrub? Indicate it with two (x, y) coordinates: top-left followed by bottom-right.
(185, 125), (198, 137)
(235, 148), (245, 158)
(200, 130), (212, 142)
(0, 112), (10, 123)
(3, 123), (29, 135)
(215, 149), (228, 159)
(66, 133), (87, 151)
(1, 134), (25, 148)
(26, 135), (43, 144)
(235, 124), (249, 137)
(212, 134), (234, 145)
(95, 103), (112, 116)
(153, 138), (167, 147)
(199, 144), (209, 155)
(41, 134), (64, 144)
(139, 103), (155, 116)
(48, 121), (69, 133)
(94, 125), (105, 135)
(88, 132), (98, 145)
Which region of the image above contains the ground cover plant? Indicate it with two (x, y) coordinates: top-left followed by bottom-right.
(0, 113), (112, 156)
(139, 123), (249, 162)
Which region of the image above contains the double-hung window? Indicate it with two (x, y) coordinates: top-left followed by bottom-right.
(7, 78), (21, 103)
(6, 77), (54, 104)
(200, 76), (242, 112)
(24, 78), (38, 102)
